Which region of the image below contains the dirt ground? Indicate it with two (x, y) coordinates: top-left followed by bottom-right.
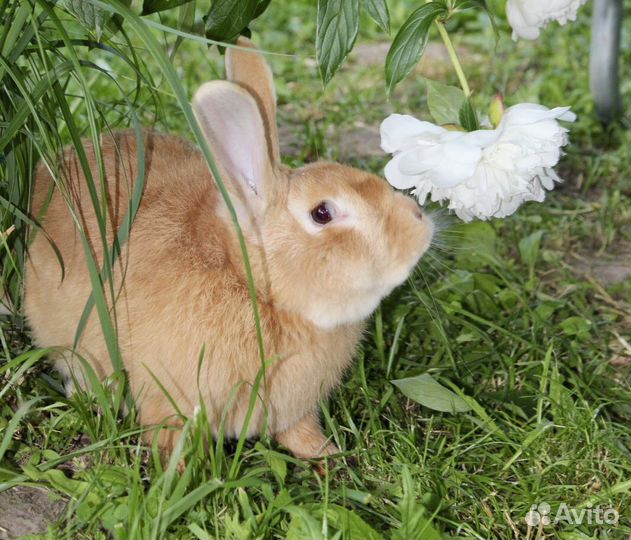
(0, 487), (66, 540)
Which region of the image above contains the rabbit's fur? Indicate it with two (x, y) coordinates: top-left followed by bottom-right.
(24, 38), (433, 459)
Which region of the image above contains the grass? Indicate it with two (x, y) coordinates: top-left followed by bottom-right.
(1, 1), (630, 539)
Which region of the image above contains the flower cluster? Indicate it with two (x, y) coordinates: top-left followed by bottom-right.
(381, 104), (576, 222)
(507, 0), (589, 40)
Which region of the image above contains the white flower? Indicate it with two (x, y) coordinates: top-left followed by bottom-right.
(380, 103), (576, 222)
(506, 0), (588, 40)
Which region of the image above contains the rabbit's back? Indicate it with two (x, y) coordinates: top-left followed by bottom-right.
(25, 132), (251, 410)
(28, 130), (221, 280)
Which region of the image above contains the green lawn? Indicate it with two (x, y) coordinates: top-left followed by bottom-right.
(1, 2), (629, 539)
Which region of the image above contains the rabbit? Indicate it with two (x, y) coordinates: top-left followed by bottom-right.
(24, 37), (433, 460)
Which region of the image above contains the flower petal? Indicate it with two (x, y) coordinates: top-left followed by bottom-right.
(507, 0), (588, 41)
(380, 114), (445, 153)
(383, 152), (423, 190)
(500, 103), (576, 127)
(398, 138), (482, 188)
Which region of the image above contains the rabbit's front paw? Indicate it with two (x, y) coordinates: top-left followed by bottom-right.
(276, 413), (339, 460)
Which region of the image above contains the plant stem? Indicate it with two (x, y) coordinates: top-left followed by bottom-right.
(435, 19), (471, 97)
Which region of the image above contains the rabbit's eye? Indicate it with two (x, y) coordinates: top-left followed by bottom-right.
(310, 202), (334, 225)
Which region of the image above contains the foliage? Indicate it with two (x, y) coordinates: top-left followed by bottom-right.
(0, 0), (629, 539)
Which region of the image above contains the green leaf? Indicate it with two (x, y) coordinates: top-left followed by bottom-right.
(1, 1), (31, 59)
(452, 221), (497, 268)
(286, 507), (325, 540)
(157, 476), (259, 536)
(204, 0), (261, 41)
(22, 463), (101, 505)
(560, 316), (592, 338)
(454, 0), (490, 10)
(254, 0), (272, 18)
(63, 0), (113, 40)
(264, 451), (288, 484)
(458, 97), (479, 131)
(170, 0), (197, 59)
(0, 398), (42, 462)
(426, 79), (465, 125)
(385, 2), (446, 93)
(323, 505), (382, 540)
(485, 0), (506, 17)
(362, 0), (390, 33)
(518, 230), (544, 273)
(142, 0), (192, 16)
(316, 0), (360, 84)
(392, 467), (442, 540)
(188, 523), (214, 540)
(392, 373), (472, 413)
(286, 504), (381, 540)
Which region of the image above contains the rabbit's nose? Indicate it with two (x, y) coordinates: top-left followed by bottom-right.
(398, 195), (423, 220)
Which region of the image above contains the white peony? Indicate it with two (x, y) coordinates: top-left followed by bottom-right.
(380, 103), (576, 222)
(506, 0), (589, 40)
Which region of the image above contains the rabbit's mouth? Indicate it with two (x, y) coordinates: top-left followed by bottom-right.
(298, 236), (433, 331)
(383, 194), (435, 282)
(391, 213), (435, 282)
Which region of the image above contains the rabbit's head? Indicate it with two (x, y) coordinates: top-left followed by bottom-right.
(193, 39), (433, 330)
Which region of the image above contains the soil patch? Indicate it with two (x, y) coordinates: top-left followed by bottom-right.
(0, 486), (65, 540)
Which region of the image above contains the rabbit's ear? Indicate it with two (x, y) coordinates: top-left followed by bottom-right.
(193, 81), (273, 220)
(225, 37), (280, 165)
